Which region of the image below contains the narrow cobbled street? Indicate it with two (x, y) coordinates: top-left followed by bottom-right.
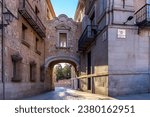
(24, 87), (150, 100)
(24, 87), (115, 100)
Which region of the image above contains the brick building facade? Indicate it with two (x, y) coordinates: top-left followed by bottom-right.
(0, 0), (55, 99)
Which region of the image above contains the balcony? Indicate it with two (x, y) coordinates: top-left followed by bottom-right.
(18, 0), (46, 38)
(78, 25), (98, 51)
(135, 4), (150, 26)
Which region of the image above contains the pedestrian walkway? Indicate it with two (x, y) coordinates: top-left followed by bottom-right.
(23, 87), (150, 100)
(24, 87), (115, 100)
(115, 93), (150, 100)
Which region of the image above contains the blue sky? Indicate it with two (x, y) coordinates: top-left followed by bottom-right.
(51, 0), (78, 19)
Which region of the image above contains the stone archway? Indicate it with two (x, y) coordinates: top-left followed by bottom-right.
(45, 56), (80, 70)
(45, 56), (80, 90)
(44, 14), (81, 91)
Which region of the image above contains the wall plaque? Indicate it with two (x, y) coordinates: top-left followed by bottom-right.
(118, 29), (126, 38)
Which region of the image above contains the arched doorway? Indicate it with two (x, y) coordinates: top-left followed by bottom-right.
(45, 56), (79, 90)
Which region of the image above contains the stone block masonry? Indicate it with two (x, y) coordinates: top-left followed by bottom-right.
(0, 0), (56, 99)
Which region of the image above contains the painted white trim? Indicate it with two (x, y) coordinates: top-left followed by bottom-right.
(57, 30), (69, 48)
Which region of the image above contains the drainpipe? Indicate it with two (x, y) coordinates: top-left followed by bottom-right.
(148, 33), (150, 93)
(111, 0), (114, 24)
(123, 0), (125, 8)
(1, 0), (5, 100)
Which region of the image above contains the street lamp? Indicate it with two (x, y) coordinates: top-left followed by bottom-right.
(123, 16), (134, 25)
(3, 11), (13, 22)
(0, 10), (14, 28)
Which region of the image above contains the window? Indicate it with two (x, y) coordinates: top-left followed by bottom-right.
(11, 54), (23, 82)
(59, 33), (67, 47)
(21, 24), (30, 47)
(22, 24), (27, 40)
(35, 38), (41, 55)
(30, 61), (36, 82)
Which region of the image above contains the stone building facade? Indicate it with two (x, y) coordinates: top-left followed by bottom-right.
(0, 0), (55, 99)
(72, 0), (150, 96)
(45, 14), (80, 90)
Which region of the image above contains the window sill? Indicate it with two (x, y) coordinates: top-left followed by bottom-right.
(55, 46), (71, 49)
(40, 78), (45, 82)
(12, 77), (22, 82)
(21, 40), (30, 48)
(30, 79), (36, 82)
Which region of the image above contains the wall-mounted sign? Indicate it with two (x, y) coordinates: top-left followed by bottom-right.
(117, 29), (126, 38)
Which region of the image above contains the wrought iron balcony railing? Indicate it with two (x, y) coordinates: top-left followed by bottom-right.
(135, 4), (150, 26)
(78, 25), (98, 51)
(19, 0), (46, 38)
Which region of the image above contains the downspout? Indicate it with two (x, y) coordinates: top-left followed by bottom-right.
(148, 32), (150, 92)
(111, 0), (114, 24)
(123, 0), (125, 8)
(108, 0), (112, 25)
(1, 0), (5, 100)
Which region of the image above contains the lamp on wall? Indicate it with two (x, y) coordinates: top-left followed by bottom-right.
(3, 11), (13, 22)
(0, 10), (14, 28)
(123, 16), (134, 25)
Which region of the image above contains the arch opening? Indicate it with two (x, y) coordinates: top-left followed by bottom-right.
(45, 58), (79, 90)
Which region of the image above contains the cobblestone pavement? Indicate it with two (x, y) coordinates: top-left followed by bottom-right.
(24, 87), (115, 100)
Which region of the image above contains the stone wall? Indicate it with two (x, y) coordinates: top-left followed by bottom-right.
(108, 27), (149, 73)
(109, 74), (150, 96)
(46, 14), (79, 61)
(0, 0), (55, 99)
(73, 0), (150, 96)
(106, 0), (150, 96)
(55, 79), (71, 88)
(108, 25), (150, 96)
(45, 14), (80, 90)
